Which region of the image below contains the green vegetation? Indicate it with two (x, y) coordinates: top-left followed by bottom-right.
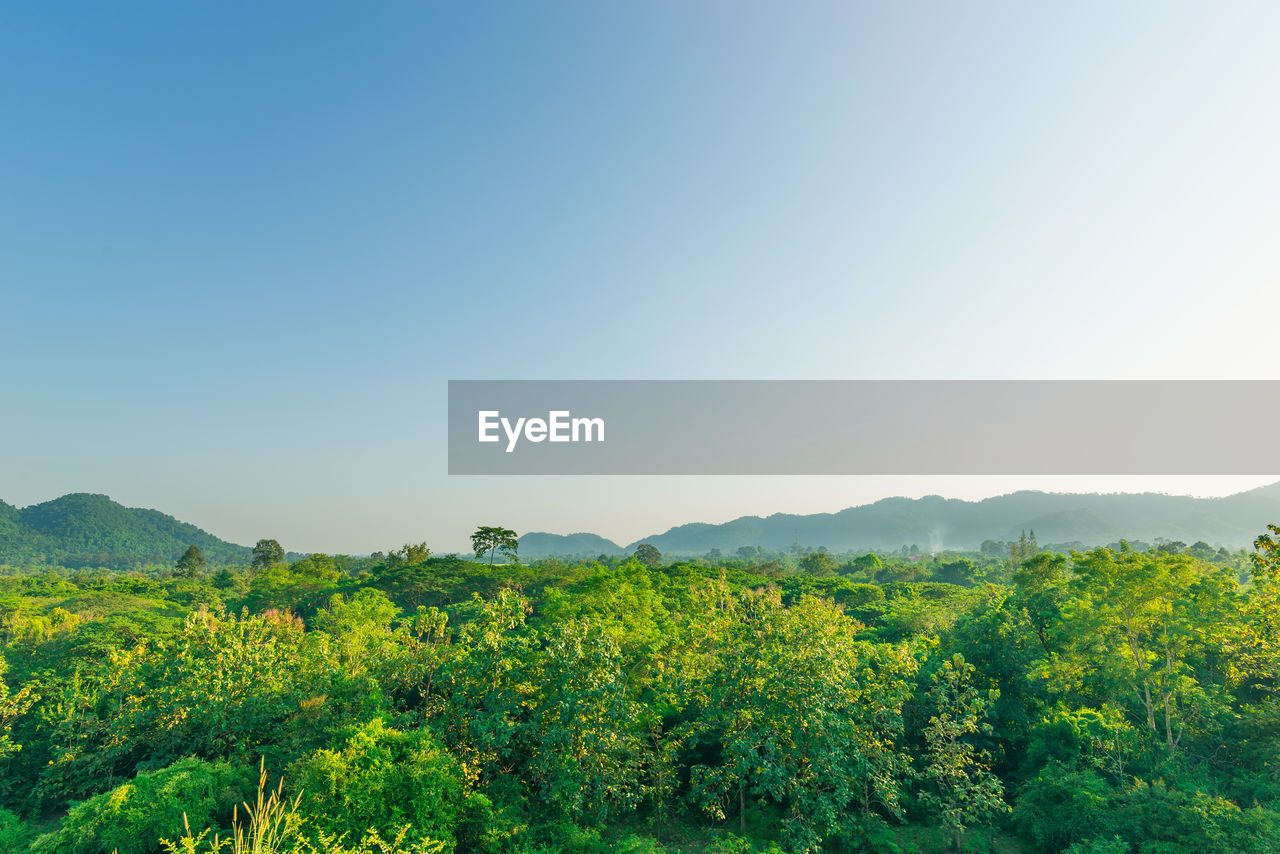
(0, 494), (252, 570)
(30, 757), (249, 854)
(176, 546), (208, 579)
(1, 521), (1279, 852)
(469, 528), (518, 567)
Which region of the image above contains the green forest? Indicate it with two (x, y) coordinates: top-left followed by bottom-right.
(3, 527), (1280, 854)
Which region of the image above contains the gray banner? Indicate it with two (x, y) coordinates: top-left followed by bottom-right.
(448, 380), (1279, 475)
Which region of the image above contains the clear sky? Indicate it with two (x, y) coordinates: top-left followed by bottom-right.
(3, 2), (1278, 553)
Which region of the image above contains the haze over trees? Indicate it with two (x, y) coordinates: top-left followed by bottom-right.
(517, 483), (1280, 558)
(3, 488), (1278, 570)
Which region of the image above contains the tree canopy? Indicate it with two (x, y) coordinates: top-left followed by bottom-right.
(470, 526), (518, 565)
(0, 526), (1277, 853)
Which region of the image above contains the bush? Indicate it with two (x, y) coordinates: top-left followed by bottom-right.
(1013, 763), (1111, 853)
(502, 819), (604, 854)
(289, 719), (469, 851)
(1017, 771), (1280, 854)
(0, 808), (36, 850)
(1108, 781), (1280, 854)
(703, 833), (786, 854)
(610, 835), (674, 854)
(31, 757), (249, 854)
(840, 816), (906, 854)
(1065, 838), (1130, 854)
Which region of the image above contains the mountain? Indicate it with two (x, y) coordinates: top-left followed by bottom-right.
(518, 531), (624, 559)
(8, 483), (1280, 568)
(601, 482), (1280, 556)
(0, 493), (251, 569)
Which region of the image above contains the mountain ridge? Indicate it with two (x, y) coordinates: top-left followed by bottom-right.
(519, 482), (1280, 557)
(5, 485), (1278, 566)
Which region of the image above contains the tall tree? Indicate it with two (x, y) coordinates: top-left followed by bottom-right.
(678, 586), (917, 852)
(471, 526), (518, 565)
(173, 544), (207, 578)
(1235, 524), (1280, 693)
(920, 654), (1008, 851)
(251, 538), (285, 571)
(1058, 546), (1233, 758)
(633, 543), (662, 568)
(1011, 530), (1039, 567)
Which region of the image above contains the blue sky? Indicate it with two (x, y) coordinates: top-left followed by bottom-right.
(3, 2), (1278, 553)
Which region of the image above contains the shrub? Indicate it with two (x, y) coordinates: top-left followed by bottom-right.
(0, 807), (36, 850)
(1017, 771), (1280, 854)
(31, 757), (249, 854)
(1013, 763), (1111, 853)
(1108, 781), (1280, 854)
(703, 834), (787, 854)
(502, 819), (604, 854)
(610, 835), (674, 854)
(289, 720), (468, 851)
(1065, 838), (1130, 854)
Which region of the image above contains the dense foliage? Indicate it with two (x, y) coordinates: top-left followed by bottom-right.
(0, 527), (1277, 852)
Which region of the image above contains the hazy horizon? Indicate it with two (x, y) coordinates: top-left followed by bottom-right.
(7, 475), (1279, 555)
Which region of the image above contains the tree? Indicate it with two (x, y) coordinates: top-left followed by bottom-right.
(680, 588), (917, 852)
(1188, 540), (1216, 560)
(845, 552), (883, 580)
(251, 539), (285, 571)
(920, 654), (1008, 851)
(1058, 546), (1232, 759)
(0, 656), (34, 762)
(244, 553), (342, 616)
(385, 543), (432, 571)
(798, 548), (837, 576)
(1234, 524), (1280, 693)
(173, 545), (206, 578)
(934, 558), (979, 586)
(633, 543), (662, 568)
(1012, 551), (1069, 653)
(1011, 530), (1039, 567)
(471, 526), (518, 565)
(1252, 523), (1280, 577)
(525, 617), (646, 822)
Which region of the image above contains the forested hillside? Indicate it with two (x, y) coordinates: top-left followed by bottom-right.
(0, 494), (250, 570)
(2, 526), (1280, 853)
(621, 483), (1280, 554)
(517, 532), (625, 559)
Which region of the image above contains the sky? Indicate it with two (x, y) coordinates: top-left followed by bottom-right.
(2, 2), (1278, 554)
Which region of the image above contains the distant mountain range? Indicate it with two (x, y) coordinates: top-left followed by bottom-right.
(0, 493), (250, 569)
(4, 484), (1279, 569)
(518, 482), (1280, 558)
